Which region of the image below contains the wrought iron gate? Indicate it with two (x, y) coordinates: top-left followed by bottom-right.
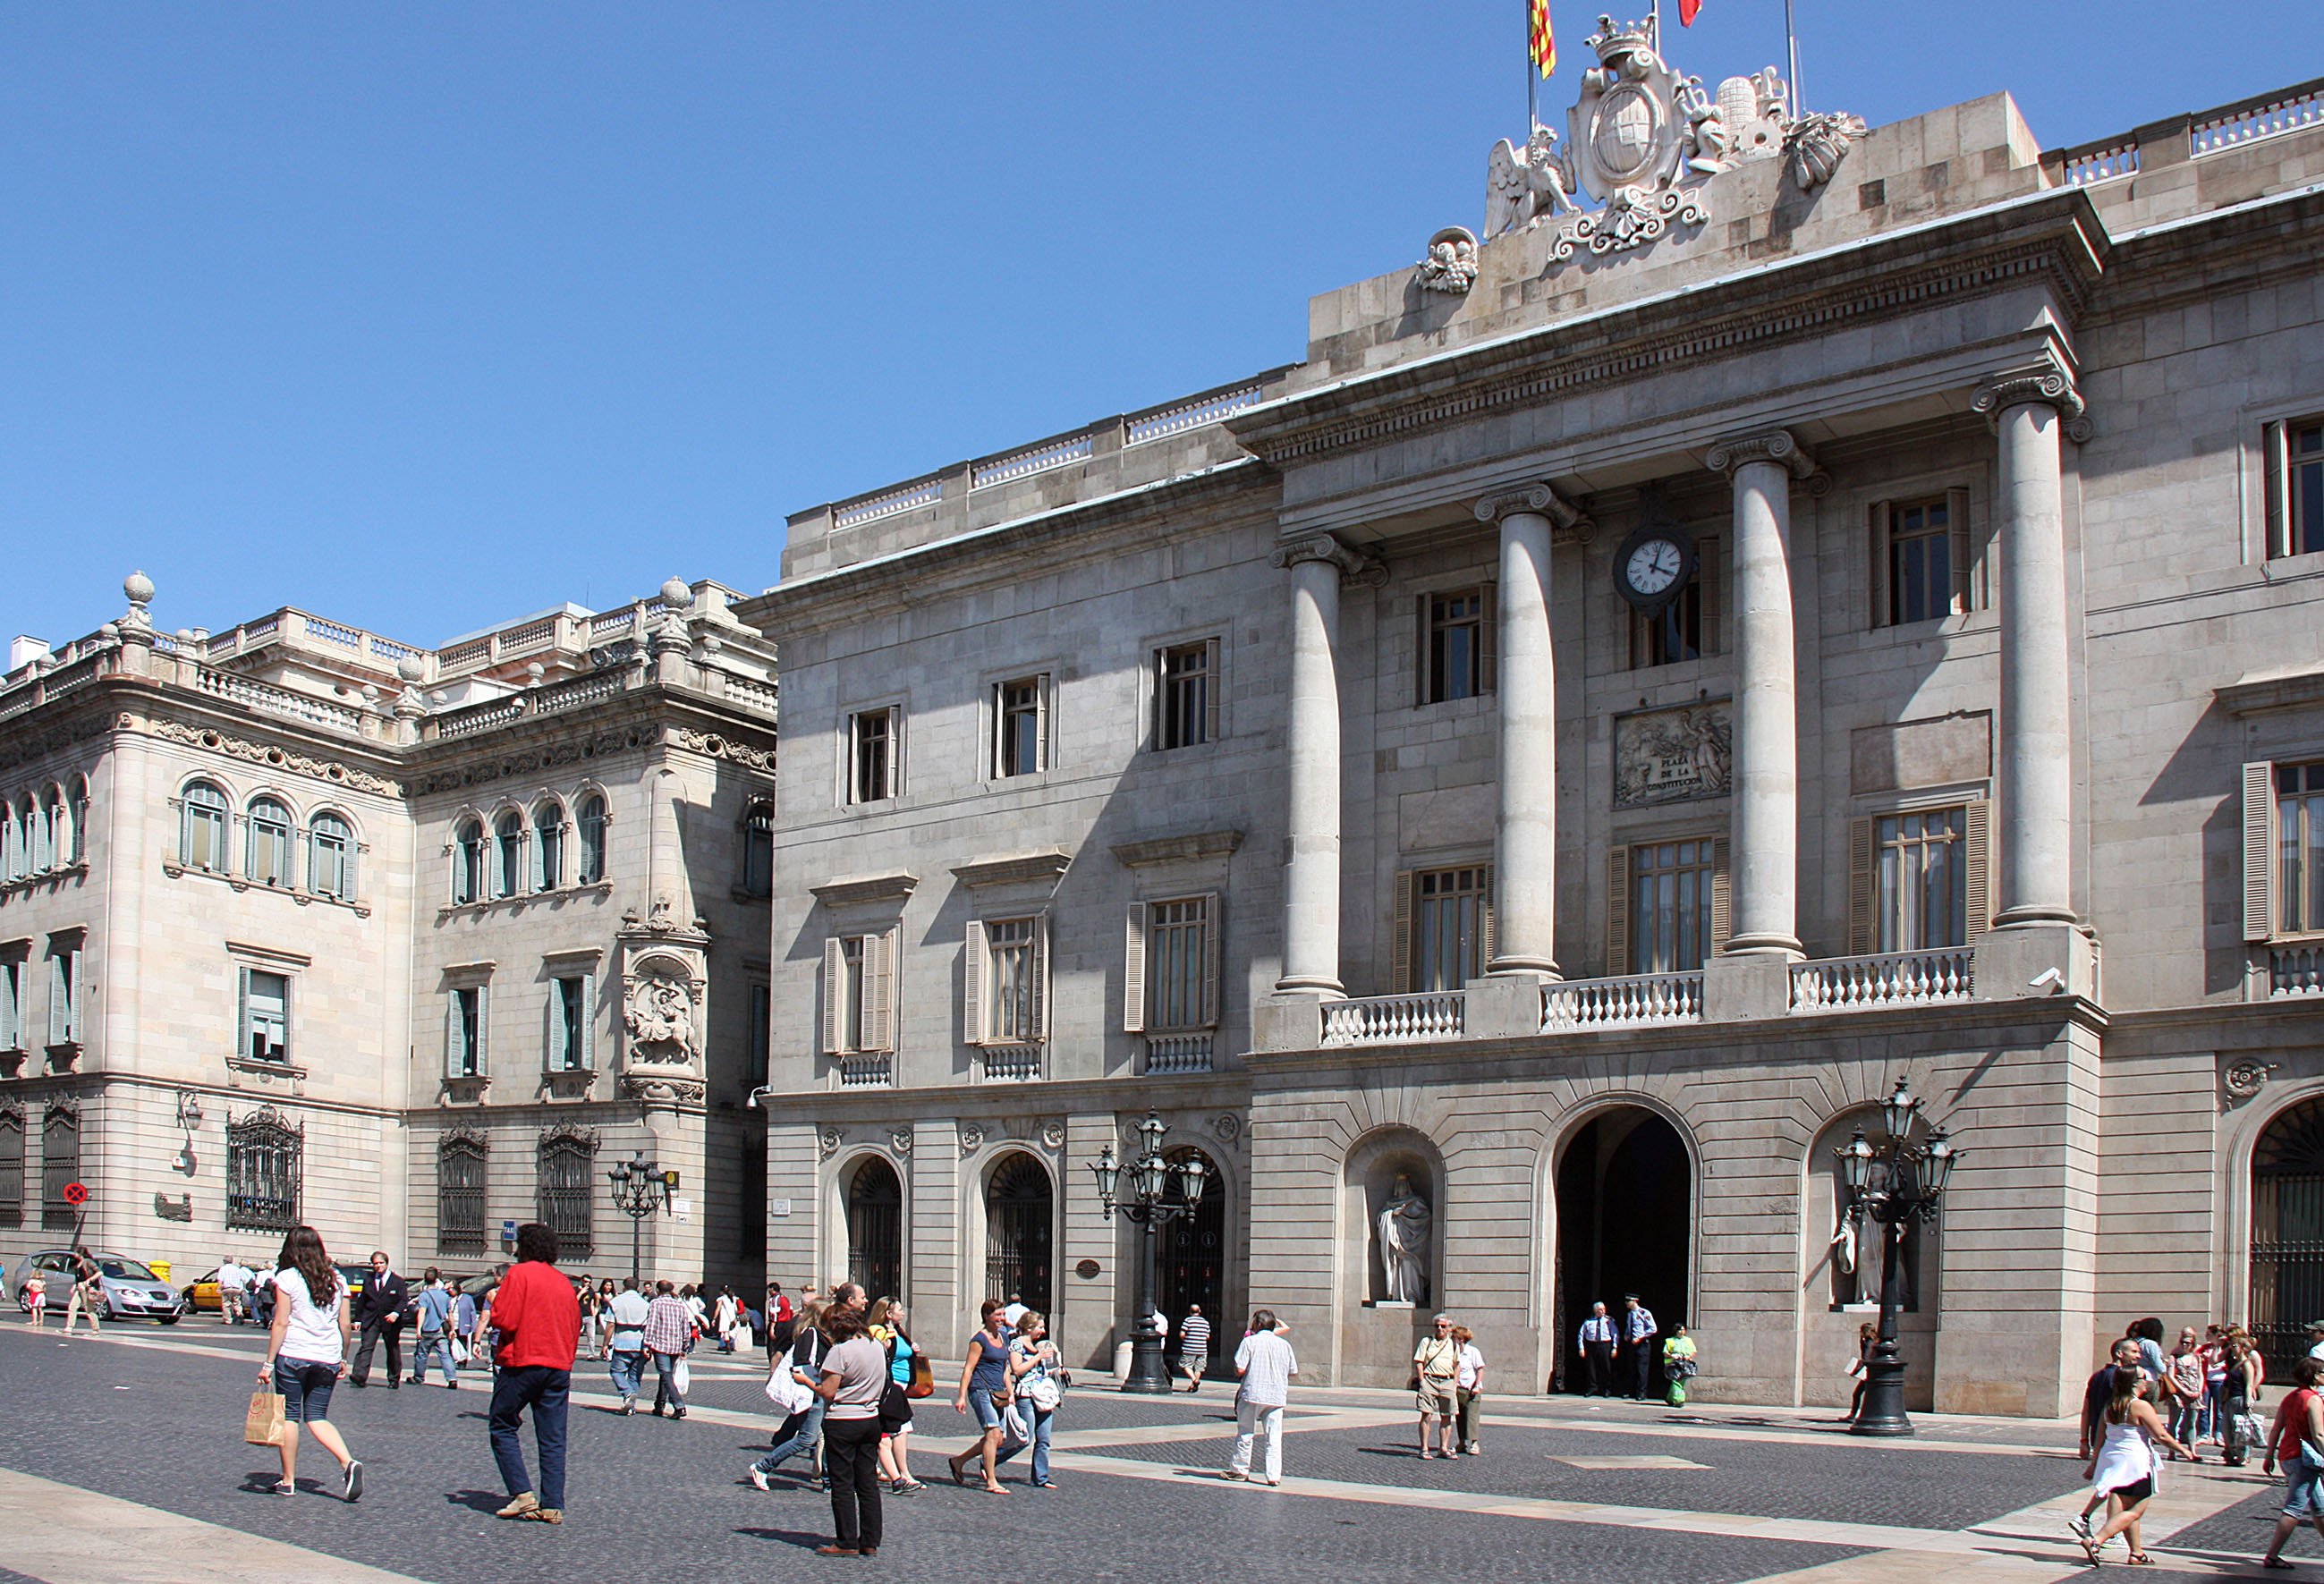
(2252, 1098), (2324, 1378)
(1158, 1148), (1226, 1357)
(847, 1158), (903, 1301)
(984, 1153), (1053, 1315)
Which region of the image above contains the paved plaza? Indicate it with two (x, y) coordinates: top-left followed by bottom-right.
(3, 1324), (2319, 1582)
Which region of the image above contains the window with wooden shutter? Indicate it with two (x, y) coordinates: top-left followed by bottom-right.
(822, 936), (847, 1055)
(1203, 637), (1222, 743)
(1030, 915), (1047, 1040)
(1868, 503), (1891, 633)
(1123, 903), (1147, 1033)
(2275, 761), (2324, 936)
(1605, 845), (1632, 977)
(1709, 837), (1732, 952)
(1391, 870), (1418, 993)
(1846, 816), (1877, 953)
(1947, 487), (1976, 612)
(963, 919), (988, 1045)
(865, 930), (895, 1054)
(2246, 760), (2278, 943)
(1964, 799), (1992, 941)
(1199, 891), (1222, 1027)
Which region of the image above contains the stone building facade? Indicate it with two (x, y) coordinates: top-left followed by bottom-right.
(736, 45), (2324, 1419)
(0, 576), (777, 1291)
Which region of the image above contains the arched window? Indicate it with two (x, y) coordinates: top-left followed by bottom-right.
(452, 818), (486, 905)
(532, 801), (564, 891)
(576, 793), (607, 885)
(310, 813), (355, 900)
(181, 782), (230, 872)
(247, 797), (293, 886)
(67, 777), (88, 864)
(741, 799), (774, 899)
(494, 811), (524, 899)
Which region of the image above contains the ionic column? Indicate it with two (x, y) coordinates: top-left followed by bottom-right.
(1706, 430), (1820, 957)
(1972, 362), (2089, 927)
(1271, 535), (1380, 995)
(1473, 484), (1590, 978)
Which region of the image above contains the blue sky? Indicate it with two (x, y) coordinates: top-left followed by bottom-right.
(4, 3), (2318, 650)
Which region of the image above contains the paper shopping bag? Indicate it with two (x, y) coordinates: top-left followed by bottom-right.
(244, 1390), (288, 1447)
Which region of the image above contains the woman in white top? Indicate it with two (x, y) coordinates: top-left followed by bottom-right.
(255, 1224), (363, 1501)
(2074, 1368), (2190, 1564)
(1452, 1325), (1487, 1455)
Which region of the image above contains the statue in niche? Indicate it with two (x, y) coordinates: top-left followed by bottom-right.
(1828, 1214), (1871, 1306)
(623, 967), (699, 1066)
(1377, 1174), (1433, 1304)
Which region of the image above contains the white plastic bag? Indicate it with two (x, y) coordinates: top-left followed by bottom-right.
(674, 1358), (691, 1396)
(452, 1337), (471, 1365)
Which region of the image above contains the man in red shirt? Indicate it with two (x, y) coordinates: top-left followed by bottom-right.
(476, 1222), (581, 1523)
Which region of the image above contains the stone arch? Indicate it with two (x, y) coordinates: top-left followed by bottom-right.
(980, 1149), (1055, 1318)
(840, 1151), (905, 1304)
(1332, 1125), (1446, 1388)
(1548, 1097), (1696, 1396)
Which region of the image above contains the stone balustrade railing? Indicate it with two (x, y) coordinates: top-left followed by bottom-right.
(1322, 991), (1465, 1046)
(2047, 76), (2323, 190)
(1791, 948), (1974, 1011)
(2275, 943), (2324, 999)
(1127, 380), (1268, 445)
(971, 433), (1094, 489)
(839, 1054), (894, 1088)
(2059, 139), (2140, 186)
(1541, 970), (1704, 1031)
(835, 476), (946, 529)
(194, 665), (366, 735)
(718, 672), (779, 717)
(2193, 80), (2323, 156)
(981, 1046), (1045, 1080)
(1144, 1032), (1215, 1074)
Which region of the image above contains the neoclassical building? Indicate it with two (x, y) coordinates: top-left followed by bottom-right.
(0, 575), (777, 1288)
(739, 41), (2324, 1419)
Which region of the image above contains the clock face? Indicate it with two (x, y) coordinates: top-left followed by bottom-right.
(1625, 538), (1684, 597)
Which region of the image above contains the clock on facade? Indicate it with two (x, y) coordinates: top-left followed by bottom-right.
(1612, 521), (1697, 612)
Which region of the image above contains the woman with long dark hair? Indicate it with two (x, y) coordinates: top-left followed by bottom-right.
(255, 1224), (363, 1500)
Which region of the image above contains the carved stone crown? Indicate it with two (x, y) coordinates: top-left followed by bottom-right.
(1585, 13), (1655, 64)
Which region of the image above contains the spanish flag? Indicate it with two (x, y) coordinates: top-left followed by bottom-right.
(1529, 0), (1556, 76)
(1679, 0), (1703, 22)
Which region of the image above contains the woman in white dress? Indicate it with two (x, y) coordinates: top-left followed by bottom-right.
(2074, 1369), (2190, 1565)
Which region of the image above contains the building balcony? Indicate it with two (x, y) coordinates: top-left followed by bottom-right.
(838, 1053), (894, 1088)
(2275, 942), (2324, 999)
(1142, 1032), (1217, 1074)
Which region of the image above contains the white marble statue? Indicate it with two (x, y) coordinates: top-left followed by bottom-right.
(1378, 1174), (1432, 1303)
(1486, 125), (1582, 238)
(623, 970), (700, 1064)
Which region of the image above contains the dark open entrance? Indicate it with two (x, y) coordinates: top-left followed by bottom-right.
(1158, 1147), (1226, 1358)
(2252, 1096), (2324, 1378)
(846, 1156), (903, 1303)
(984, 1152), (1054, 1317)
(1555, 1106), (1691, 1394)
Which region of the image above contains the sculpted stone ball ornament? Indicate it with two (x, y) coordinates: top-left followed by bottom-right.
(1377, 1173), (1432, 1304)
(1416, 226), (1481, 294)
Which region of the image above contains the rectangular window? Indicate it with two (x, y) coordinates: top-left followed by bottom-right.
(2282, 761), (2324, 935)
(1888, 498), (1955, 625)
(821, 932), (894, 1055)
(1144, 896), (1215, 1031)
(239, 968), (291, 1063)
(849, 707), (898, 804)
(547, 974), (591, 1072)
(41, 1110), (78, 1231)
(1395, 867), (1489, 993)
(47, 945), (79, 1047)
(995, 676), (1047, 777)
(536, 1134), (595, 1257)
(748, 981), (771, 1088)
(982, 917), (1041, 1044)
(446, 986), (487, 1077)
(0, 1110), (21, 1230)
(1421, 588), (1489, 704)
(437, 1140), (487, 1254)
(2266, 418), (2324, 560)
(1155, 640), (1219, 750)
(1875, 808), (1968, 951)
(226, 1112), (301, 1232)
(1631, 840), (1718, 973)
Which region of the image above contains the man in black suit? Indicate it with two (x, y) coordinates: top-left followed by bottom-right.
(349, 1249), (411, 1389)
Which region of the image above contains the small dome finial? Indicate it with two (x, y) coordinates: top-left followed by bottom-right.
(124, 571), (155, 607)
(659, 577), (694, 610)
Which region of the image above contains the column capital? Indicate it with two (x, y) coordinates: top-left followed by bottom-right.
(1472, 482), (1595, 543)
(1707, 428), (1821, 484)
(1271, 533), (1387, 587)
(1972, 360), (2094, 442)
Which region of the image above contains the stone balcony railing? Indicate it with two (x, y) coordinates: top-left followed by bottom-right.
(2276, 943), (2324, 999)
(1791, 948), (1974, 1012)
(1321, 991), (1466, 1046)
(838, 1054), (894, 1088)
(2046, 74), (2323, 187)
(1143, 1032), (1216, 1074)
(1541, 970), (1703, 1031)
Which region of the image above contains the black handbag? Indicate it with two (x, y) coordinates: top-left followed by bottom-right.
(878, 1380), (912, 1433)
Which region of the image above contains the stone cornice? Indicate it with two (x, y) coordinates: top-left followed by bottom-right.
(809, 869), (920, 909)
(1110, 829), (1246, 868)
(2217, 663), (2324, 717)
(1269, 533), (1388, 587)
(1227, 194), (2109, 470)
(1705, 429), (1820, 482)
(1472, 483), (1595, 543)
(1971, 356), (2095, 442)
(949, 850), (1073, 890)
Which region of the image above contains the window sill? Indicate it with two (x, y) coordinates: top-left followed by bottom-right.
(539, 1067), (598, 1099)
(43, 1042), (81, 1075)
(163, 861), (370, 919)
(0, 1047), (25, 1077)
(0, 861), (89, 900)
(226, 1052), (307, 1082)
(441, 1074), (492, 1105)
(437, 882), (610, 923)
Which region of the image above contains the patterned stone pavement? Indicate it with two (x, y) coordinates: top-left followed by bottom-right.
(1, 1322), (2318, 1582)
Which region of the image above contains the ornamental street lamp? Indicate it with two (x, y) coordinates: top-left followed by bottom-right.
(1090, 1111), (1209, 1393)
(1839, 1077), (1964, 1437)
(607, 1151), (680, 1287)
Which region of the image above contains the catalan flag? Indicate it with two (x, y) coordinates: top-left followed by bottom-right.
(1529, 0), (1556, 77)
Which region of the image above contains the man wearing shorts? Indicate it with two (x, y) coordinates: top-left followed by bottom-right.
(1412, 1313), (1462, 1459)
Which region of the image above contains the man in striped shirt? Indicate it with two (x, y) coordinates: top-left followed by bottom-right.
(642, 1281), (695, 1419)
(1177, 1305), (1213, 1393)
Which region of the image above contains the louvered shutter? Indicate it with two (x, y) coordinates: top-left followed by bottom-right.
(474, 985), (488, 1075)
(1200, 892), (1223, 1027)
(1030, 916), (1047, 1041)
(580, 973), (596, 1069)
(1697, 537), (1722, 656)
(1414, 595), (1433, 707)
(885, 710), (902, 800)
(1709, 838), (1733, 952)
(1846, 817), (1878, 954)
(1390, 871), (1417, 994)
(237, 966), (252, 1063)
(1479, 881), (1497, 977)
(545, 980), (564, 1071)
(963, 919), (988, 1046)
(1606, 846), (1632, 976)
(445, 992), (461, 1077)
(822, 937), (846, 1055)
(1946, 487), (1975, 614)
(49, 957), (67, 1046)
(1202, 638), (1223, 743)
(868, 930), (895, 1053)
(2245, 760), (2279, 943)
(1123, 903), (1147, 1033)
(1868, 502), (1892, 631)
(2264, 423), (2288, 560)
(1034, 674), (1050, 773)
(1963, 800), (1992, 944)
(1479, 580), (1499, 697)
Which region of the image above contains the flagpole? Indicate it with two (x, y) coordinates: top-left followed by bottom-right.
(1785, 0), (1802, 114)
(1527, 0), (1538, 131)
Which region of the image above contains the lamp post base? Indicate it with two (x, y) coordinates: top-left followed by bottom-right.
(1121, 1332), (1175, 1393)
(1849, 1358), (1914, 1436)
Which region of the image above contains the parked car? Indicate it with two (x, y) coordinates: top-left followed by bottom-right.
(7, 1249), (184, 1323)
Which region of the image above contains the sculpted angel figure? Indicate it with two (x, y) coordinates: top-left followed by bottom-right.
(1486, 124), (1582, 237)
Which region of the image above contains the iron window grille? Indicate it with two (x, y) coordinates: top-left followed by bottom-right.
(536, 1131), (596, 1257)
(225, 1107), (302, 1232)
(437, 1136), (488, 1254)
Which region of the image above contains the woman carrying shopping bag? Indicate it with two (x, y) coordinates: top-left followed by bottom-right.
(253, 1224), (364, 1501)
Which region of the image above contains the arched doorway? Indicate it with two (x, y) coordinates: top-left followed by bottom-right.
(1158, 1147), (1226, 1358)
(846, 1156), (903, 1302)
(984, 1153), (1054, 1316)
(2252, 1096), (2324, 1376)
(1555, 1106), (1691, 1395)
